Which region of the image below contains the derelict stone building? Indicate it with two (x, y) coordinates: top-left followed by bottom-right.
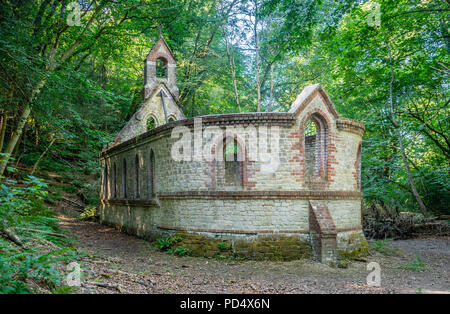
(99, 36), (368, 263)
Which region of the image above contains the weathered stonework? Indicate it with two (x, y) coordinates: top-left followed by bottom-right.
(98, 39), (367, 262)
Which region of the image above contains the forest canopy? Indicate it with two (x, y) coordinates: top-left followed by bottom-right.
(0, 0), (448, 216)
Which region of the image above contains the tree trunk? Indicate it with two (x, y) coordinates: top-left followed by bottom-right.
(0, 111), (7, 153)
(30, 135), (56, 175)
(0, 78), (46, 178)
(0, 106), (30, 177)
(387, 42), (429, 217)
(254, 0), (261, 112)
(223, 26), (241, 112)
(269, 63), (274, 112)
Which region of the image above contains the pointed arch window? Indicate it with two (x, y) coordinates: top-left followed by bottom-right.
(122, 158), (127, 199)
(156, 57), (167, 78)
(356, 144), (362, 191)
(304, 113), (329, 178)
(134, 154), (140, 199)
(220, 136), (244, 187)
(112, 162), (117, 198)
(103, 165), (109, 199)
(147, 116), (157, 131)
(148, 150), (156, 198)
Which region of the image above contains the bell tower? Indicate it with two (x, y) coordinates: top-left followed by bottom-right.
(143, 35), (179, 101)
(112, 35), (185, 145)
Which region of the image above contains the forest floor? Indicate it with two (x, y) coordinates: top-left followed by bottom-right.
(53, 204), (449, 294)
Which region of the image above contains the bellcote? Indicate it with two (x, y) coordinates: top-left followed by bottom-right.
(143, 35), (179, 101)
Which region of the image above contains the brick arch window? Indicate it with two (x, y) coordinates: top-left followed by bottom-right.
(134, 154), (140, 199)
(356, 144), (362, 191)
(112, 162), (117, 198)
(168, 115), (176, 123)
(147, 115), (157, 131)
(148, 150), (156, 198)
(215, 135), (245, 187)
(156, 57), (167, 78)
(122, 158), (127, 199)
(103, 165), (109, 199)
(304, 113), (329, 178)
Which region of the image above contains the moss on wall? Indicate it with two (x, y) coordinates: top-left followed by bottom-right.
(337, 233), (369, 260)
(171, 232), (312, 261)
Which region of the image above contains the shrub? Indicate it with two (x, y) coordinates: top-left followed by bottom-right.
(168, 247), (190, 256)
(218, 241), (229, 251)
(0, 167), (77, 293)
(154, 234), (181, 251)
(79, 206), (97, 221)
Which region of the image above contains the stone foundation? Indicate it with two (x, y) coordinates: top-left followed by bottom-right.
(168, 232), (312, 261)
(99, 197), (367, 262)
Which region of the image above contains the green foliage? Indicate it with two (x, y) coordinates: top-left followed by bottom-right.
(79, 206), (98, 221)
(398, 254), (427, 272)
(51, 286), (74, 294)
(218, 241), (230, 251)
(370, 239), (396, 255)
(168, 247), (190, 256)
(78, 182), (100, 206)
(0, 3), (446, 284)
(0, 168), (78, 293)
(0, 175), (49, 225)
(154, 234), (182, 251)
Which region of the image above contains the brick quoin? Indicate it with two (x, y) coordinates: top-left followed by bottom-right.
(309, 200), (337, 263)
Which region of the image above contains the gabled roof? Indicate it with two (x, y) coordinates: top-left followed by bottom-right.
(136, 83), (185, 121)
(145, 35), (176, 64)
(288, 84), (339, 119)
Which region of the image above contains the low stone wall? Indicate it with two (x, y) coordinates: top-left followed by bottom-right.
(99, 197), (366, 261)
(168, 232), (312, 261)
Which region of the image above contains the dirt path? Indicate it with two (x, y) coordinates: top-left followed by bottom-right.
(58, 214), (450, 294)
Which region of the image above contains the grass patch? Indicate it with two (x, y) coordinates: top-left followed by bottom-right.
(370, 238), (397, 255)
(398, 254), (427, 272)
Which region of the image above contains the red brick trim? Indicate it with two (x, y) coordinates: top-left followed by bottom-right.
(156, 225), (362, 235)
(100, 191), (361, 205)
(290, 89), (339, 120)
(100, 113), (295, 157)
(157, 190), (362, 200)
(146, 36), (176, 64)
(292, 108), (337, 186)
(309, 201), (337, 235)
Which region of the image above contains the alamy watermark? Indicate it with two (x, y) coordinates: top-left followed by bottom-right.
(365, 1), (381, 27)
(67, 2), (82, 26)
(366, 262), (381, 287)
(170, 118), (281, 173)
(66, 262), (81, 287)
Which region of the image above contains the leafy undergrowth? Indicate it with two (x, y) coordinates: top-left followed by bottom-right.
(398, 254), (428, 272)
(0, 166), (81, 294)
(370, 239), (398, 256)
